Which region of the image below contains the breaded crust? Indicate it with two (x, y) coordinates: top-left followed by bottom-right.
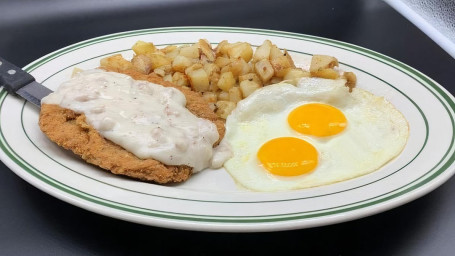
(39, 69), (225, 184)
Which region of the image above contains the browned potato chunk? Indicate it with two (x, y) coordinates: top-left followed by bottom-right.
(215, 56), (232, 68)
(269, 45), (284, 60)
(228, 42), (253, 62)
(217, 71), (236, 92)
(165, 47), (180, 60)
(163, 74), (172, 82)
(229, 87), (243, 103)
(153, 68), (166, 77)
(239, 73), (262, 85)
(148, 53), (171, 70)
(343, 71), (357, 92)
(203, 63), (220, 77)
(254, 59), (274, 83)
(283, 68), (311, 81)
(253, 40), (272, 62)
(172, 55), (192, 72)
(209, 72), (220, 91)
(215, 40), (231, 57)
(310, 55), (339, 73)
(180, 44), (200, 59)
(185, 63), (204, 74)
(198, 39), (215, 62)
(215, 101), (236, 119)
(283, 50), (296, 68)
(131, 55), (153, 74)
(312, 68), (340, 79)
(229, 58), (250, 78)
(132, 41), (156, 55)
(202, 91), (217, 103)
(187, 68), (210, 91)
(217, 91), (230, 101)
(269, 77), (283, 85)
(220, 65), (231, 74)
(240, 80), (261, 98)
(270, 55), (293, 77)
(100, 54), (134, 71)
(160, 45), (178, 54)
(172, 72), (189, 87)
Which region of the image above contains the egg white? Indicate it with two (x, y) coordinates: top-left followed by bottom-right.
(222, 77), (409, 192)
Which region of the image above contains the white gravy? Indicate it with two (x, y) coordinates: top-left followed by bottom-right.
(42, 69), (227, 172)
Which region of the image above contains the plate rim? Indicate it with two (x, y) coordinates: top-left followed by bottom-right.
(1, 26), (455, 232)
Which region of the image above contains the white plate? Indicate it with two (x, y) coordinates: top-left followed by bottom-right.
(1, 27), (455, 232)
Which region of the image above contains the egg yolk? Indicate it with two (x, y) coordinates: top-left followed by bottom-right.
(257, 137), (318, 176)
(288, 103), (347, 137)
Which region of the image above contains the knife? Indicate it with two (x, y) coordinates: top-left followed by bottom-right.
(0, 56), (53, 107)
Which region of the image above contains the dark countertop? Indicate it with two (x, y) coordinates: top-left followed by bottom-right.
(1, 0), (455, 255)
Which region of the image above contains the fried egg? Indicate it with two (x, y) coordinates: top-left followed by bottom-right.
(222, 77), (409, 192)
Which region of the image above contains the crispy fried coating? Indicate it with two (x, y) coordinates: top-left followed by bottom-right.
(39, 69), (225, 184)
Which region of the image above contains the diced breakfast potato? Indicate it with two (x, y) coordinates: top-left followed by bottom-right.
(215, 56), (232, 68)
(343, 71), (357, 91)
(165, 47), (180, 59)
(218, 91), (230, 101)
(269, 77), (283, 85)
(240, 80), (261, 98)
(172, 72), (189, 87)
(131, 54), (153, 74)
(172, 55), (193, 72)
(215, 101), (236, 119)
(270, 55), (293, 78)
(254, 59), (274, 83)
(209, 73), (220, 91)
(202, 92), (217, 103)
(312, 68), (340, 79)
(215, 40), (230, 56)
(180, 44), (200, 59)
(220, 65), (231, 74)
(228, 87), (242, 103)
(100, 54), (134, 71)
(163, 74), (172, 82)
(132, 41), (156, 55)
(203, 63), (220, 77)
(153, 64), (172, 77)
(160, 45), (178, 54)
(269, 45), (284, 60)
(310, 55), (339, 73)
(283, 68), (311, 81)
(198, 39), (215, 62)
(185, 63), (204, 75)
(229, 58), (250, 78)
(148, 53), (171, 70)
(217, 71), (236, 92)
(187, 68), (210, 91)
(153, 66), (167, 77)
(283, 50), (296, 68)
(239, 73), (262, 85)
(99, 39), (357, 119)
(228, 42), (253, 62)
(253, 40), (272, 62)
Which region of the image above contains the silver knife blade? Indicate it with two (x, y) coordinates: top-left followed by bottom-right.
(16, 81), (53, 107)
(0, 56), (53, 107)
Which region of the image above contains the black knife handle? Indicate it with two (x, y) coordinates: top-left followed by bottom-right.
(0, 57), (36, 94)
